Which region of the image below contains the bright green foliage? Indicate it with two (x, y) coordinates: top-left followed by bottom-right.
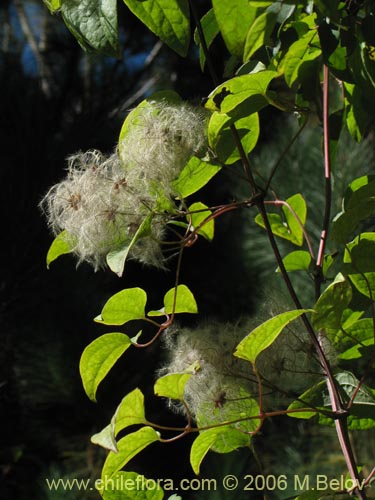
(234, 309), (310, 365)
(95, 288), (147, 325)
(80, 333), (132, 401)
(187, 202), (214, 241)
(255, 194), (307, 246)
(101, 427), (160, 479)
(171, 156), (221, 199)
(123, 0), (190, 57)
(280, 250), (312, 273)
(114, 388), (147, 434)
(148, 284), (198, 316)
(208, 111), (259, 164)
(205, 71), (277, 115)
(61, 0), (120, 56)
(46, 230), (72, 268)
(212, 0), (259, 59)
(100, 471), (164, 500)
(43, 0), (61, 13)
(154, 373), (191, 401)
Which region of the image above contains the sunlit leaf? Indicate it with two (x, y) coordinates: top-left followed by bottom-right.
(188, 202), (214, 241)
(343, 233), (375, 298)
(100, 471), (164, 500)
(95, 288), (147, 325)
(279, 250), (312, 273)
(208, 112), (260, 164)
(205, 71), (277, 115)
(154, 373), (191, 400)
(80, 333), (132, 401)
(212, 0), (259, 58)
(243, 10), (277, 62)
(234, 310), (309, 364)
(190, 428), (226, 475)
(102, 427), (160, 479)
(123, 0), (190, 56)
(61, 0), (120, 56)
(171, 156), (221, 199)
(46, 230), (72, 268)
(43, 0), (61, 13)
(148, 285), (198, 316)
(115, 388), (147, 435)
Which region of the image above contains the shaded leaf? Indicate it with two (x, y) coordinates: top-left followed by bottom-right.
(80, 333), (132, 401)
(343, 233), (375, 298)
(312, 273), (352, 330)
(61, 0), (120, 56)
(234, 310), (309, 364)
(95, 288), (147, 325)
(193, 9), (219, 71)
(123, 0), (190, 56)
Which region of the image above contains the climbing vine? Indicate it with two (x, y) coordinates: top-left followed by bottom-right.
(41, 1), (375, 499)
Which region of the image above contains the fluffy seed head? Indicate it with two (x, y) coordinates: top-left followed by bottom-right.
(40, 150), (165, 270)
(119, 100), (207, 195)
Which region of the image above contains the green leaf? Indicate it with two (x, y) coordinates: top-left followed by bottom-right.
(154, 373), (191, 400)
(148, 284), (198, 316)
(43, 0), (61, 13)
(99, 471), (164, 500)
(193, 9), (219, 71)
(122, 0), (190, 57)
(115, 388), (147, 435)
(343, 233), (375, 298)
(102, 427), (160, 479)
(208, 112), (260, 164)
(190, 428), (226, 475)
(106, 216), (153, 277)
(234, 309), (310, 364)
(188, 202), (214, 241)
(61, 0), (120, 56)
(344, 83), (372, 142)
(312, 273), (352, 330)
(95, 288), (147, 325)
(331, 175), (375, 243)
(279, 250), (312, 273)
(46, 230), (72, 268)
(205, 71), (277, 115)
(280, 27), (321, 88)
(80, 333), (132, 401)
(243, 11), (277, 62)
(255, 194), (307, 246)
(212, 0), (259, 58)
(171, 156), (221, 199)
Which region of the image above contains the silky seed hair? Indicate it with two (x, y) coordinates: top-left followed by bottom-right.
(119, 100), (208, 196)
(40, 150), (166, 270)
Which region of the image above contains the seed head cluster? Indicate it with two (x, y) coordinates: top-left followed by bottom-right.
(40, 100), (207, 269)
(160, 322), (257, 431)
